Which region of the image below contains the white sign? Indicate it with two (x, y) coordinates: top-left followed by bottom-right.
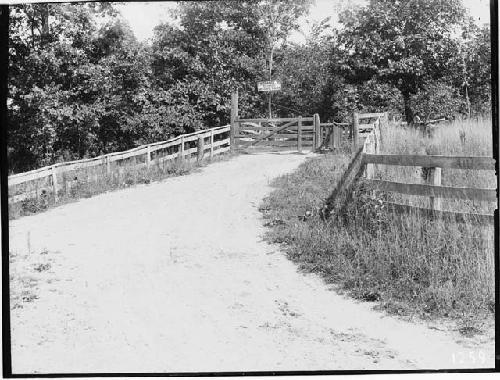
(257, 80), (281, 92)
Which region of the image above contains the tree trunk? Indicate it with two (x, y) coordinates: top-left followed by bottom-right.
(403, 93), (414, 124)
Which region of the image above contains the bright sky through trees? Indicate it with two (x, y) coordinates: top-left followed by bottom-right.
(117, 0), (491, 43)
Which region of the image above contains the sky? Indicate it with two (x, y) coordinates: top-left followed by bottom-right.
(117, 0), (491, 44)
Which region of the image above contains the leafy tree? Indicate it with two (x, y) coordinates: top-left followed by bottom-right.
(335, 0), (467, 122)
(356, 79), (404, 116)
(409, 81), (465, 122)
(464, 23), (491, 115)
(8, 3), (147, 171)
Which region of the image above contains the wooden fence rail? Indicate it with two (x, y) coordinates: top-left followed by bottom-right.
(8, 125), (231, 204)
(363, 154), (495, 170)
(321, 111), (496, 225)
(364, 179), (496, 202)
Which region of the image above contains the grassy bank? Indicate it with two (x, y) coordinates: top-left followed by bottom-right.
(261, 118), (495, 333)
(9, 152), (234, 220)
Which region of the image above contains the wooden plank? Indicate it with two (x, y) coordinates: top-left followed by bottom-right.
(322, 146), (366, 219)
(352, 112), (359, 151)
(363, 154), (495, 170)
(210, 129), (214, 159)
(155, 153), (178, 165)
(148, 139), (180, 154)
(238, 122), (262, 129)
(214, 145), (230, 155)
(8, 125), (229, 187)
(244, 140), (299, 147)
(197, 136), (204, 162)
(384, 202), (494, 225)
(179, 136), (185, 160)
(111, 146), (149, 161)
(8, 168), (52, 185)
(236, 117), (313, 123)
(215, 125), (231, 133)
(273, 133), (313, 139)
(244, 120), (298, 146)
(297, 116), (302, 153)
(313, 114), (321, 151)
(321, 122), (350, 127)
(363, 132), (375, 179)
(238, 125), (314, 132)
(184, 147), (197, 155)
(428, 167), (442, 210)
(51, 166), (59, 202)
(146, 145), (151, 169)
(230, 90), (238, 150)
(358, 112), (385, 119)
(366, 179), (497, 201)
(213, 138), (230, 148)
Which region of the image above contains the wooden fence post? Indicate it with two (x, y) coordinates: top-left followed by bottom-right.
(333, 125), (341, 152)
(297, 116), (303, 153)
(364, 133), (375, 179)
(313, 113), (321, 151)
(197, 135), (205, 162)
(210, 129), (214, 159)
(106, 155), (111, 176)
(352, 112), (359, 152)
(374, 118), (381, 154)
(179, 136), (185, 161)
(428, 167), (442, 210)
(230, 89), (238, 151)
(146, 145), (151, 170)
(51, 165), (59, 202)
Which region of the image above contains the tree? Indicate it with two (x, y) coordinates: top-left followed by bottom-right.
(409, 81), (465, 122)
(256, 0), (312, 116)
(272, 17), (333, 118)
(8, 3), (149, 171)
(335, 0), (467, 122)
(464, 23), (491, 115)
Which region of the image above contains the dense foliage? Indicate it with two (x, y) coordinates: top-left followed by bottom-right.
(8, 0), (492, 172)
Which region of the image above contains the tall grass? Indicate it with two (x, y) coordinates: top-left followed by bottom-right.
(378, 116), (496, 215)
(261, 118), (496, 332)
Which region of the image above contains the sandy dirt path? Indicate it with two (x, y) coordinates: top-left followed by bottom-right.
(9, 153), (494, 373)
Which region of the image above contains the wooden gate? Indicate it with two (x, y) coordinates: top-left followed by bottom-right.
(232, 116), (320, 152)
(229, 90), (321, 153)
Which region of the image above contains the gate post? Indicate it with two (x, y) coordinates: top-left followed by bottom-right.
(297, 116), (303, 153)
(313, 113), (320, 151)
(352, 112), (359, 152)
(230, 89), (239, 151)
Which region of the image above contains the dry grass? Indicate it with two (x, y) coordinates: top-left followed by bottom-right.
(378, 117), (496, 214)
(261, 118), (496, 332)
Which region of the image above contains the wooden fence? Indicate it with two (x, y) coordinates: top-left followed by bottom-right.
(322, 111), (496, 224)
(232, 117), (318, 152)
(230, 90), (321, 152)
(317, 112), (387, 153)
(8, 125), (230, 204)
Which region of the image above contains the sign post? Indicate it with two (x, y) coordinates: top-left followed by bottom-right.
(257, 80), (281, 118)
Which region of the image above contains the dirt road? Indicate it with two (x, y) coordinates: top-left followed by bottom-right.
(9, 152), (495, 373)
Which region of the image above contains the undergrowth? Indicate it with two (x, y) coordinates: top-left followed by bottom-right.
(261, 120), (495, 333)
